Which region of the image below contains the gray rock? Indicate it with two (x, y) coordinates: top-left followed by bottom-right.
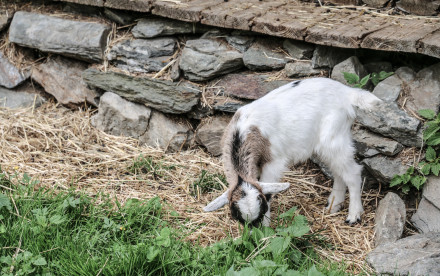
(9, 11), (110, 62)
(196, 116), (231, 156)
(63, 3), (101, 15)
(352, 129), (403, 157)
(372, 74), (403, 102)
(0, 84), (45, 109)
(405, 62), (440, 113)
(213, 73), (290, 100)
(179, 39), (243, 81)
(0, 52), (30, 89)
(411, 176), (440, 233)
(32, 56), (100, 107)
(411, 198), (440, 233)
(356, 102), (422, 147)
(82, 68), (200, 114)
(331, 56), (368, 86)
(107, 38), (176, 73)
(367, 232), (440, 276)
(170, 56), (181, 82)
(282, 39), (314, 60)
(243, 39), (289, 71)
(103, 8), (140, 25)
(226, 34), (254, 53)
(374, 192), (406, 246)
(364, 61), (393, 74)
(423, 176), (440, 209)
(214, 100), (246, 113)
(363, 0), (390, 8)
(132, 17), (208, 38)
(362, 155), (409, 183)
(395, 66), (416, 83)
(91, 92), (151, 139)
(284, 61), (326, 78)
(311, 45), (354, 69)
(139, 111), (193, 152)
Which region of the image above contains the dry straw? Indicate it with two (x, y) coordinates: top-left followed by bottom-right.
(0, 102), (377, 274)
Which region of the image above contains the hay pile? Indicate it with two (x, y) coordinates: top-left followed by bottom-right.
(0, 102), (379, 274)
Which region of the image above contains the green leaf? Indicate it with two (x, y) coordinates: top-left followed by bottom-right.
(370, 72), (380, 86)
(427, 133), (440, 146)
(401, 185), (410, 194)
(401, 173), (411, 184)
(423, 125), (440, 141)
(156, 227), (171, 247)
(0, 225), (6, 234)
(307, 265), (325, 276)
(0, 255), (12, 265)
(147, 246), (160, 262)
(49, 215), (65, 225)
(0, 193), (12, 211)
(431, 163), (440, 176)
(410, 175), (426, 190)
(418, 109), (436, 120)
(359, 74), (371, 88)
(425, 146), (437, 162)
(389, 176), (403, 187)
(378, 71), (394, 80)
(421, 163), (431, 175)
(32, 256), (47, 266)
(267, 236), (291, 256)
(278, 207), (297, 219)
(407, 166), (415, 175)
(288, 215), (310, 237)
(343, 72), (359, 85)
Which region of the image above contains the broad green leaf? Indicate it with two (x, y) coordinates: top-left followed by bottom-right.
(410, 175), (426, 190)
(32, 256), (47, 266)
(0, 255), (12, 265)
(49, 215), (65, 225)
(0, 193), (12, 211)
(307, 265), (325, 276)
(343, 72), (359, 85)
(370, 72), (380, 86)
(0, 225), (6, 234)
(421, 163), (431, 175)
(359, 74), (371, 87)
(251, 228), (264, 242)
(425, 146), (437, 161)
(279, 207), (297, 219)
(407, 167), (415, 175)
(147, 246), (159, 262)
(268, 236), (291, 255)
(427, 133), (440, 146)
(156, 227), (171, 247)
(401, 185), (410, 194)
(418, 109), (436, 120)
(378, 71), (394, 80)
(423, 125), (440, 141)
(402, 173), (411, 184)
(389, 176), (403, 187)
(288, 215), (310, 237)
(431, 163), (440, 176)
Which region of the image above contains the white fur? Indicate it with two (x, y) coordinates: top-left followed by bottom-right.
(205, 77), (381, 225)
(236, 183), (262, 222)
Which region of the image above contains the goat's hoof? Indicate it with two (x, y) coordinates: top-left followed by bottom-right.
(345, 217), (361, 225)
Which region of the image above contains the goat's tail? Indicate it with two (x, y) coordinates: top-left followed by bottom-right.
(348, 88), (382, 111)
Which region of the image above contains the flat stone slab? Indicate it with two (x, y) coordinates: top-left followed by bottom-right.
(132, 17), (209, 38)
(367, 232), (440, 276)
(362, 156), (409, 183)
(32, 56), (100, 107)
(0, 85), (45, 109)
(9, 11), (111, 62)
(82, 69), (201, 114)
(212, 73), (290, 100)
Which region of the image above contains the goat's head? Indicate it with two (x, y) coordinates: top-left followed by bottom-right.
(203, 177), (290, 227)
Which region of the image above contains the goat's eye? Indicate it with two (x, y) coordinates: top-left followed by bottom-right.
(241, 190), (246, 197)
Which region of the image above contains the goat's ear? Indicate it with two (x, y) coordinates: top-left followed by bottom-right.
(203, 190), (229, 212)
(259, 182), (290, 194)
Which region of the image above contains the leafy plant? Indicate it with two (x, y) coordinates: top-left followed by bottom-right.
(191, 170), (226, 197)
(390, 109), (440, 194)
(343, 71), (394, 89)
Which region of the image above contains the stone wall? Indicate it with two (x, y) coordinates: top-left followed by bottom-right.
(1, 2), (440, 273)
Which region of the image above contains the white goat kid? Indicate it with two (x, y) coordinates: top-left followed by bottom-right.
(203, 77), (381, 227)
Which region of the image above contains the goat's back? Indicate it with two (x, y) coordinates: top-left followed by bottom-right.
(228, 78), (380, 165)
